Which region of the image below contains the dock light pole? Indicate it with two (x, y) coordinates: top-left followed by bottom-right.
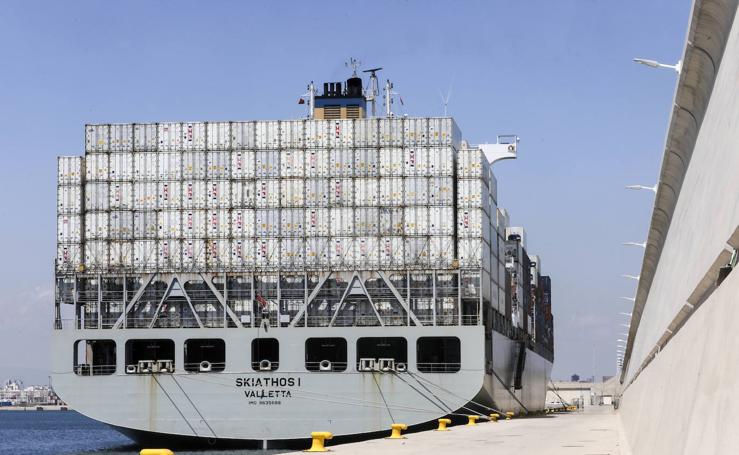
(633, 58), (682, 74)
(622, 241), (647, 249)
(626, 184), (658, 193)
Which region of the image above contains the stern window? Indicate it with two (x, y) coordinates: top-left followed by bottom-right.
(184, 339), (225, 373)
(417, 337), (460, 373)
(251, 338), (279, 371)
(305, 338), (347, 372)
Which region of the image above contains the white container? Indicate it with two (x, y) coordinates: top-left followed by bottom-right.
(109, 153), (134, 181)
(133, 152), (158, 181)
(232, 180), (256, 207)
(85, 212), (109, 239)
(207, 151), (231, 179)
(281, 208), (304, 237)
(329, 119), (354, 148)
(109, 211), (133, 239)
(379, 118), (403, 147)
(58, 156), (83, 186)
(458, 208), (491, 239)
(379, 236), (404, 267)
(58, 185), (83, 213)
(134, 124), (157, 151)
(231, 239), (256, 270)
(404, 147), (429, 176)
(158, 239), (182, 270)
(429, 207), (454, 235)
(305, 208), (329, 237)
(280, 179), (304, 207)
(158, 152), (182, 180)
(329, 208), (354, 236)
(255, 209), (280, 237)
(379, 148), (404, 176)
(404, 177), (429, 205)
(379, 207), (404, 235)
(231, 150), (255, 179)
(133, 182), (158, 210)
(256, 121), (280, 149)
(109, 241), (134, 268)
(158, 210), (181, 239)
(85, 182), (110, 211)
(207, 209), (230, 238)
(354, 178), (379, 206)
(428, 146), (455, 176)
(182, 122), (206, 151)
(207, 122), (231, 150)
(280, 120), (304, 148)
(56, 244), (82, 272)
(355, 237), (379, 268)
(182, 210), (207, 238)
(404, 206), (429, 235)
(182, 239), (206, 270)
(429, 177), (454, 205)
(255, 238), (280, 267)
(57, 215), (81, 243)
(280, 150), (305, 178)
(354, 118), (379, 147)
(183, 151), (207, 180)
(85, 124), (109, 153)
(85, 154), (109, 181)
(281, 238), (305, 268)
(231, 122), (256, 150)
(157, 181), (182, 209)
(157, 122), (181, 151)
(231, 209), (255, 237)
(330, 148), (354, 177)
(305, 237), (330, 267)
(405, 237), (430, 267)
(255, 150), (279, 177)
(182, 181), (207, 209)
(457, 148), (491, 178)
(458, 238), (487, 268)
(354, 207), (379, 235)
(85, 240), (109, 269)
(457, 178), (490, 213)
(255, 179), (280, 207)
(328, 178), (354, 207)
(305, 179), (329, 207)
(133, 211), (158, 239)
(330, 237), (355, 268)
(354, 148), (378, 177)
(403, 117), (428, 146)
(206, 180), (231, 208)
(305, 120), (328, 148)
(206, 239), (231, 269)
(306, 149), (329, 178)
(379, 177), (403, 206)
(428, 117), (461, 148)
(110, 124), (133, 152)
(429, 236), (454, 268)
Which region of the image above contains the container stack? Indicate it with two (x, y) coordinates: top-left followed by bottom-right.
(56, 156), (84, 272)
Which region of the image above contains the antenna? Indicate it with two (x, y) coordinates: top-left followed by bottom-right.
(439, 75), (454, 117)
(363, 67), (383, 117)
(346, 57), (361, 77)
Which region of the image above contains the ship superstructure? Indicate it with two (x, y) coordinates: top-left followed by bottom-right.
(53, 67), (553, 447)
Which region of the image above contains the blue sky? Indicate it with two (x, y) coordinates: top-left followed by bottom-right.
(0, 0), (690, 383)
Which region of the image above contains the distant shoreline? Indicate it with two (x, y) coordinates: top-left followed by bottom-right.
(0, 406), (70, 411)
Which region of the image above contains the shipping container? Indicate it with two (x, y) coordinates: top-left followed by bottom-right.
(255, 179), (280, 207)
(458, 238), (490, 269)
(207, 151), (231, 179)
(57, 215), (81, 243)
(155, 152), (181, 180)
(379, 236), (404, 267)
(379, 118), (403, 147)
(109, 241), (134, 268)
(158, 210), (181, 239)
(281, 238), (305, 268)
(206, 239), (231, 269)
(182, 181), (207, 209)
(305, 208), (330, 237)
(56, 244), (82, 272)
(354, 118), (379, 147)
(305, 149), (329, 178)
(85, 124), (109, 153)
(355, 237), (379, 268)
(109, 211), (133, 239)
(428, 146), (455, 176)
(379, 148), (404, 176)
(58, 185), (83, 213)
(255, 238), (280, 267)
(182, 210), (207, 238)
(133, 211), (158, 239)
(428, 117), (461, 148)
(133, 124), (157, 151)
(428, 177), (454, 205)
(110, 123), (133, 152)
(255, 150), (279, 178)
(256, 121), (280, 149)
(280, 179), (304, 207)
(85, 154), (109, 181)
(305, 120), (328, 148)
(280, 208), (304, 237)
(329, 148), (354, 177)
(280, 150), (305, 178)
(85, 183), (110, 211)
(379, 177), (404, 206)
(329, 207), (354, 236)
(404, 177), (429, 205)
(280, 120), (305, 149)
(207, 209), (230, 238)
(305, 179), (329, 207)
(404, 147), (429, 176)
(231, 209), (255, 238)
(403, 117), (428, 146)
(206, 180), (231, 208)
(109, 153), (134, 181)
(182, 239), (206, 270)
(183, 151), (207, 180)
(457, 178), (491, 213)
(58, 156), (83, 186)
(158, 123), (182, 152)
(329, 178), (354, 206)
(330, 237), (355, 268)
(231, 122), (256, 150)
(255, 209), (280, 237)
(158, 239), (181, 270)
(329, 119), (354, 148)
(85, 212), (109, 239)
(354, 148), (378, 177)
(354, 178), (379, 206)
(457, 148), (491, 179)
(379, 207), (404, 235)
(404, 207), (429, 235)
(232, 180), (256, 208)
(206, 122), (231, 150)
(354, 207), (379, 235)
(231, 239), (256, 269)
(133, 182), (158, 210)
(429, 207), (454, 235)
(133, 239), (156, 270)
(133, 152), (158, 181)
(305, 237), (330, 267)
(405, 237), (430, 267)
(458, 208), (491, 240)
(231, 150), (255, 179)
(182, 122), (206, 151)
(429, 236), (454, 268)
(85, 240), (109, 269)
(157, 181), (182, 209)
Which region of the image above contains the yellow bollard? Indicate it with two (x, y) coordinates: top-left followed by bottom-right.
(489, 413), (499, 422)
(304, 431), (333, 452)
(436, 418), (451, 431)
(386, 423), (408, 439)
(140, 450), (174, 455)
(466, 415), (480, 426)
(505, 412), (514, 420)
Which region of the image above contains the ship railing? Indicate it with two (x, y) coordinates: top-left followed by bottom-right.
(417, 362), (462, 373)
(461, 315), (479, 326)
(73, 364), (116, 376)
(305, 361), (348, 372)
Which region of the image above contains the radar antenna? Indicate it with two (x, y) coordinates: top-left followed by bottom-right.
(362, 67), (383, 117)
(346, 57), (361, 76)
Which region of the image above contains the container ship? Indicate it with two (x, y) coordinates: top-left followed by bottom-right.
(52, 65), (554, 448)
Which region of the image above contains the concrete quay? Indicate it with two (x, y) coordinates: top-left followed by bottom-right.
(289, 407), (630, 454)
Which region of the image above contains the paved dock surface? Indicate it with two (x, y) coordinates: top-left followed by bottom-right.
(291, 406), (630, 454)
